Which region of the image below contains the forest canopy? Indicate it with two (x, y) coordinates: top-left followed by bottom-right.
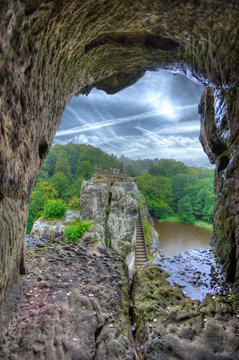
(27, 143), (214, 233)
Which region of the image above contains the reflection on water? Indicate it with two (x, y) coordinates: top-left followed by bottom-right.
(153, 221), (212, 257)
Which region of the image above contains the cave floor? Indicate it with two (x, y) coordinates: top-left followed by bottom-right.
(1, 241), (239, 360)
(0, 243), (134, 360)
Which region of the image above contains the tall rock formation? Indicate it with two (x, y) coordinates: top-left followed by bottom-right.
(80, 171), (161, 270)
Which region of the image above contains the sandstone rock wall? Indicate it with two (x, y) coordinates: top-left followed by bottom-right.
(80, 177), (143, 262)
(0, 0), (239, 308)
(199, 87), (239, 286)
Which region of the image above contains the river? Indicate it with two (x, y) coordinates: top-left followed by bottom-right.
(153, 220), (213, 257)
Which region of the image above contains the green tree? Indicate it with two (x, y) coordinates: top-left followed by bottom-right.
(50, 171), (71, 201)
(76, 160), (95, 179)
(202, 192), (214, 223)
(149, 159), (190, 178)
(70, 176), (84, 198)
(41, 144), (67, 176)
(55, 157), (72, 179)
(136, 172), (173, 218)
(178, 195), (195, 224)
(27, 181), (58, 233)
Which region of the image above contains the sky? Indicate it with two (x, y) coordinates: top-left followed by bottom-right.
(54, 70), (212, 167)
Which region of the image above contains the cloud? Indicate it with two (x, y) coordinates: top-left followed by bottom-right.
(56, 105), (199, 137)
(56, 110), (167, 137)
(55, 69), (211, 166)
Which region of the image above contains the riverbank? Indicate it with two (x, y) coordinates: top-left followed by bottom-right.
(157, 215), (213, 230)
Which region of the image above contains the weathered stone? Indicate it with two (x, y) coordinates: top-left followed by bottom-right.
(199, 87), (239, 287)
(131, 265), (239, 360)
(80, 180), (111, 219)
(0, 243), (134, 359)
(80, 175), (157, 263)
(82, 223), (106, 248)
(149, 227), (163, 259)
(107, 183), (138, 260)
(30, 210), (81, 241)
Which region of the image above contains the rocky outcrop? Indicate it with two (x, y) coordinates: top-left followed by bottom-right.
(0, 243), (134, 360)
(131, 263), (239, 360)
(30, 210), (81, 241)
(1, 239), (238, 359)
(107, 182), (138, 260)
(0, 0), (239, 314)
(80, 175), (161, 267)
(199, 87), (239, 286)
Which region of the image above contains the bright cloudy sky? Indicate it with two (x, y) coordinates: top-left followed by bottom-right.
(55, 70), (212, 167)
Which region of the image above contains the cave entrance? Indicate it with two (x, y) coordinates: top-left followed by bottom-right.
(29, 69), (214, 257)
(0, 0), (238, 312)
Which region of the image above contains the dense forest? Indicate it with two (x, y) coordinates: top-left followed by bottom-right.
(27, 143), (214, 233)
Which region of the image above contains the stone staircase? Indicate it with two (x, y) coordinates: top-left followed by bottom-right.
(135, 208), (148, 267)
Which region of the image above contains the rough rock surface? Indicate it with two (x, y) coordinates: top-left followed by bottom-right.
(0, 243), (134, 360)
(30, 210), (81, 241)
(1, 240), (238, 359)
(131, 266), (239, 360)
(80, 176), (160, 263)
(107, 182), (138, 260)
(149, 246), (231, 302)
(0, 0), (239, 317)
(199, 87), (239, 286)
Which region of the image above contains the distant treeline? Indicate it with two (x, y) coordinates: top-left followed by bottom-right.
(121, 156), (214, 225)
(27, 143), (214, 233)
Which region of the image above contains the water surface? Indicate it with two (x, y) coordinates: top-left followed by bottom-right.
(153, 221), (212, 257)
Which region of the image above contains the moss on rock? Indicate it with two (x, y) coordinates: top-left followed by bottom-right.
(131, 265), (239, 360)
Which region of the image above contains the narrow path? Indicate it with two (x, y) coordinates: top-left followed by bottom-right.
(135, 208), (148, 267)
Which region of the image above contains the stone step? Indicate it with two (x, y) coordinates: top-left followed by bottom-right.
(136, 259), (147, 262)
(135, 208), (148, 263)
(136, 263), (147, 266)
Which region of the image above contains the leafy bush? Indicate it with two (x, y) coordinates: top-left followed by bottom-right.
(132, 194), (144, 211)
(42, 199), (67, 219)
(142, 218), (153, 246)
(106, 204), (110, 214)
(68, 196), (81, 210)
(105, 236), (110, 247)
(64, 218), (91, 242)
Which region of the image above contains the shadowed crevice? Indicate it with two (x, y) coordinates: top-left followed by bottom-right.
(85, 32), (179, 53)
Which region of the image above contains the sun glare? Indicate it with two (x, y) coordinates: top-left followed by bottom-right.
(144, 93), (176, 119)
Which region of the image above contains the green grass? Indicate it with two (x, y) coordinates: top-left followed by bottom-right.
(194, 220), (213, 230)
(142, 218), (153, 246)
(157, 215), (213, 230)
(157, 215), (181, 223)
